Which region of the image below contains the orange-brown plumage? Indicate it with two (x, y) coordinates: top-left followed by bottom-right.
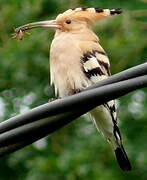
(14, 7), (131, 171)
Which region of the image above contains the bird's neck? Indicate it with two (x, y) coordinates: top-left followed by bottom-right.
(55, 28), (99, 42)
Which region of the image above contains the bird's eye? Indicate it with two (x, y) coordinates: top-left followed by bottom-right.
(65, 20), (71, 24)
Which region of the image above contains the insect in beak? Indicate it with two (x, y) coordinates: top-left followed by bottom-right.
(12, 20), (60, 40)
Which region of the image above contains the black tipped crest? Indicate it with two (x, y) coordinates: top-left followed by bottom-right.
(81, 7), (87, 11)
(71, 7), (76, 10)
(95, 8), (104, 13)
(110, 8), (122, 15)
(71, 7), (87, 11)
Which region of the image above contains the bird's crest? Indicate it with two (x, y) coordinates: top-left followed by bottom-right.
(56, 7), (122, 22)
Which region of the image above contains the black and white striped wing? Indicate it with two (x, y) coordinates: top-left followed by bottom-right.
(81, 49), (117, 119)
(81, 49), (117, 116)
(81, 50), (111, 83)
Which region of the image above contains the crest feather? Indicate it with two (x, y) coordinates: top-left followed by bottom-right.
(56, 8), (122, 22)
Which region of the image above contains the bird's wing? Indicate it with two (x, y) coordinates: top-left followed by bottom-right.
(80, 46), (118, 130)
(81, 49), (111, 82)
(81, 48), (117, 120)
(80, 47), (117, 124)
(81, 47), (131, 171)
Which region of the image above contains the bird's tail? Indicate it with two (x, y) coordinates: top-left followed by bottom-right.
(114, 144), (131, 171)
(89, 105), (132, 171)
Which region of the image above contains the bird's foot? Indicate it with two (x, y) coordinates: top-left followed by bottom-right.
(71, 89), (81, 94)
(48, 97), (61, 102)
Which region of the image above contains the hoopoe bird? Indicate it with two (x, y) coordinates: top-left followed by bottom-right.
(14, 7), (131, 171)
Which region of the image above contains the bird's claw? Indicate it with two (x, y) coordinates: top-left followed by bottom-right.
(48, 97), (61, 103)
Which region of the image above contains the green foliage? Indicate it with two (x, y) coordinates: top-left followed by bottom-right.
(0, 0), (147, 179)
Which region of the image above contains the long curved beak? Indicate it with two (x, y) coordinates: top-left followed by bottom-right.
(15, 20), (60, 33)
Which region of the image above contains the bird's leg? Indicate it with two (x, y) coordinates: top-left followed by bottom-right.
(48, 89), (81, 103)
(48, 97), (61, 103)
(71, 89), (81, 94)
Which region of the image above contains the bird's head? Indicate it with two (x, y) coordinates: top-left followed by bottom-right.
(14, 7), (122, 39)
(55, 8), (122, 32)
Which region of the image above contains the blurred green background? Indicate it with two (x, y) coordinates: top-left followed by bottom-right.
(0, 0), (147, 179)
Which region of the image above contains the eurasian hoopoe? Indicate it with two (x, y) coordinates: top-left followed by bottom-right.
(14, 7), (131, 171)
